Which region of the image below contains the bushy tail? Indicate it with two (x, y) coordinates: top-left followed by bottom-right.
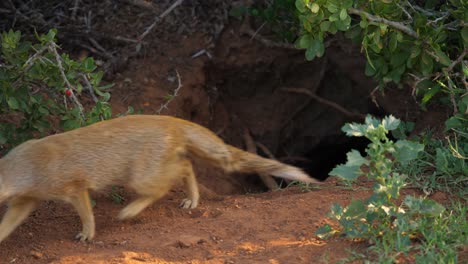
(224, 146), (319, 184)
(182, 124), (318, 184)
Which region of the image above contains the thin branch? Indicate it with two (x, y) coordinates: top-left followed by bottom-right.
(79, 74), (99, 103)
(48, 42), (85, 118)
(243, 128), (279, 190)
(348, 7), (419, 39)
(446, 49), (467, 73)
(240, 26), (295, 49)
(280, 58), (328, 129)
(71, 0), (80, 21)
(256, 142), (276, 159)
(282, 88), (366, 120)
(396, 3), (412, 21)
(22, 45), (49, 71)
(138, 0), (184, 41)
(157, 70), (182, 114)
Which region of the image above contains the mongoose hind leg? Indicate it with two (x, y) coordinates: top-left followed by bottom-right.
(67, 190), (95, 242)
(179, 159), (200, 209)
(0, 196), (38, 243)
(118, 184), (172, 220)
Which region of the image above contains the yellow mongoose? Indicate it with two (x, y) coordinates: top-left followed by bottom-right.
(0, 115), (318, 243)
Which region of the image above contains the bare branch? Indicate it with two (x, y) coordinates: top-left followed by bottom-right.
(348, 7), (419, 39)
(157, 70), (182, 114)
(446, 49), (467, 73)
(48, 42), (85, 118)
(79, 73), (99, 103)
(138, 0), (184, 41)
(71, 0), (80, 21)
(243, 128), (279, 190)
(282, 88), (366, 120)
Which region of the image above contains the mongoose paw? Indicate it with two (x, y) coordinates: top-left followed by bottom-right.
(179, 198), (198, 209)
(75, 232), (92, 242)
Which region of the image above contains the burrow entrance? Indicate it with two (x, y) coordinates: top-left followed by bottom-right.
(203, 30), (383, 186)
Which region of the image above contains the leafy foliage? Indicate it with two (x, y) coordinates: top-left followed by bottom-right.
(318, 115), (466, 262)
(234, 1), (467, 117)
(293, 0), (467, 109)
(0, 29), (112, 154)
(397, 122), (468, 196)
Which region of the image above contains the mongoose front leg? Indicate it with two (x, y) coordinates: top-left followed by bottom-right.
(0, 196), (38, 243)
(68, 190), (95, 242)
(179, 161), (199, 209)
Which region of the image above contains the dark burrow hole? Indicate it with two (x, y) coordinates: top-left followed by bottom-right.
(205, 33), (389, 192)
(290, 136), (370, 182)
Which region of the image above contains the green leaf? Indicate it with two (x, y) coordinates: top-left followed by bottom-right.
(463, 62), (468, 77)
(462, 27), (468, 47)
(433, 48), (451, 67)
(342, 122), (366, 137)
(305, 46), (316, 61)
(445, 116), (462, 130)
(101, 92), (111, 102)
(346, 199), (367, 216)
(394, 140), (424, 163)
(435, 148), (449, 171)
(45, 29), (57, 42)
(62, 119), (81, 131)
(382, 115), (400, 130)
(7, 97), (19, 110)
(346, 149), (368, 166)
(97, 83), (114, 90)
(320, 21), (331, 31)
(421, 52), (434, 76)
(339, 8), (348, 20)
(297, 34), (313, 49)
(365, 61), (377, 76)
(329, 163), (361, 181)
(295, 0), (306, 12)
(390, 52), (409, 67)
(82, 57), (97, 72)
(305, 39), (324, 60)
(403, 196), (445, 216)
(310, 3), (320, 13)
(389, 32), (398, 52)
(359, 20), (368, 28)
(421, 85), (441, 106)
(316, 224), (337, 239)
(326, 1), (339, 13)
(365, 115), (381, 128)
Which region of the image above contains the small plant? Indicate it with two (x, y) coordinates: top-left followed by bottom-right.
(317, 115), (466, 262)
(0, 29), (113, 154)
(393, 109), (468, 196)
(109, 186), (126, 204)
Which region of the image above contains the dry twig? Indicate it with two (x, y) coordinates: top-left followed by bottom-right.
(255, 142), (275, 159)
(348, 8), (418, 39)
(139, 0), (185, 41)
(157, 70), (182, 114)
(48, 42), (85, 118)
(280, 57), (328, 129)
(282, 88), (366, 120)
(243, 128), (279, 190)
(79, 73), (99, 103)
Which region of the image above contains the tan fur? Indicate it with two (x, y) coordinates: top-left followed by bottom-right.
(0, 115), (318, 243)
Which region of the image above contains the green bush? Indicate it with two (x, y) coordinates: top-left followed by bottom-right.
(317, 115), (467, 263)
(0, 29), (112, 154)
